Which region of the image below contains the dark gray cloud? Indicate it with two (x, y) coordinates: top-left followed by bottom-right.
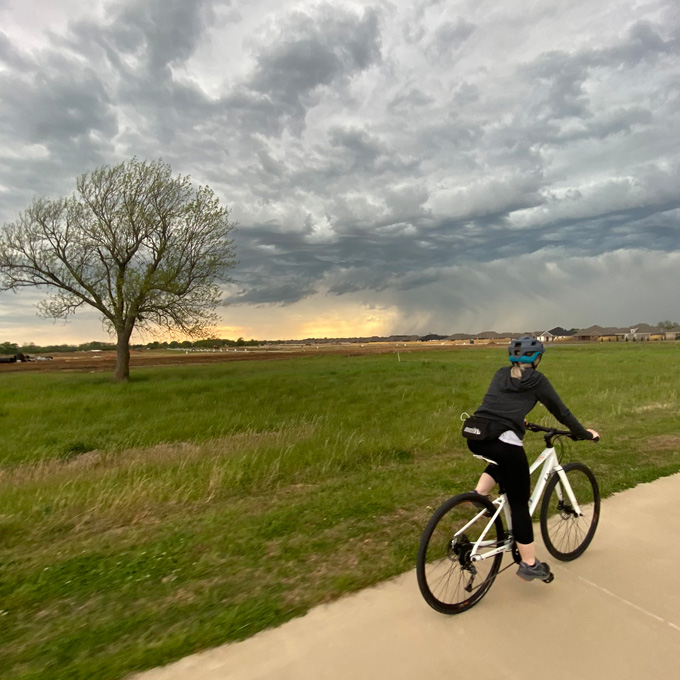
(0, 63), (116, 144)
(227, 277), (318, 306)
(224, 5), (381, 136)
(108, 0), (218, 75)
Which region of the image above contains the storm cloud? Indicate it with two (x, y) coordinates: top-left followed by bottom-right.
(1, 0), (679, 342)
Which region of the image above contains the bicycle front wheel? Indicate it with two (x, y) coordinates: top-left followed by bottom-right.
(540, 462), (600, 561)
(417, 493), (505, 615)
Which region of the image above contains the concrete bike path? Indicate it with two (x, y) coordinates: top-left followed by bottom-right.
(132, 473), (680, 680)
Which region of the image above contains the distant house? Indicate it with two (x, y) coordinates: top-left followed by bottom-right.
(573, 326), (603, 342)
(574, 325), (626, 342)
(663, 326), (680, 341)
(624, 323), (664, 342)
(473, 331), (514, 345)
(537, 327), (575, 342)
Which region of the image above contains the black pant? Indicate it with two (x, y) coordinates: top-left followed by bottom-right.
(467, 438), (533, 544)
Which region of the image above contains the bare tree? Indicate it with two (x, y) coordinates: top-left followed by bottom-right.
(0, 158), (237, 381)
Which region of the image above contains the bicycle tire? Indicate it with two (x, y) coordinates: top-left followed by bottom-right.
(417, 493), (504, 614)
(540, 462), (600, 561)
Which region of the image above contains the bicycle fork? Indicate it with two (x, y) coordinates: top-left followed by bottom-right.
(553, 466), (584, 517)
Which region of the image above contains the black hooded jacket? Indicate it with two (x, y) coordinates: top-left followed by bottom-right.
(473, 366), (591, 440)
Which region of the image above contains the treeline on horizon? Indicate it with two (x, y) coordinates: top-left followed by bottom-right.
(0, 338), (263, 355)
(0, 334), (439, 355)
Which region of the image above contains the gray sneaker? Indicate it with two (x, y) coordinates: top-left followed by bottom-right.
(517, 559), (551, 582)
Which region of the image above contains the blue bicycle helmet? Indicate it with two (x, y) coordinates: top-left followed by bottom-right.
(508, 336), (545, 364)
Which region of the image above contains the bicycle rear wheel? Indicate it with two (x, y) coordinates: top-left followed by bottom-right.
(417, 493), (505, 614)
(540, 462), (600, 561)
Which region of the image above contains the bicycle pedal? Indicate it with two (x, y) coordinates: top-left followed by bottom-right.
(543, 572), (555, 584)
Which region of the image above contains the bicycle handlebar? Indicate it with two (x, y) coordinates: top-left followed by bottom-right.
(525, 422), (600, 444)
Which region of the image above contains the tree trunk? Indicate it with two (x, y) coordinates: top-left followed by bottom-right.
(114, 328), (132, 382)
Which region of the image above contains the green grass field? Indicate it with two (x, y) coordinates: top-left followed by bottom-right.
(1, 342), (679, 679)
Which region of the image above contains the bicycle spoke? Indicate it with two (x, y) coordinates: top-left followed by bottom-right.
(429, 560), (464, 601)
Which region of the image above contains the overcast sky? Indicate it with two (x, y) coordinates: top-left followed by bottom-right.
(1, 0), (679, 344)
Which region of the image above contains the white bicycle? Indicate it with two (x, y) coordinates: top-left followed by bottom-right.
(417, 423), (600, 614)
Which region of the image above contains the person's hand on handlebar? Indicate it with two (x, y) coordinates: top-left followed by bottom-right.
(587, 429), (600, 442)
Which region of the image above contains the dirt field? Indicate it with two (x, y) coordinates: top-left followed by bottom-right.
(0, 342), (471, 374)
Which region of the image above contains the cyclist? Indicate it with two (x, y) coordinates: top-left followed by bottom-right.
(465, 336), (599, 582)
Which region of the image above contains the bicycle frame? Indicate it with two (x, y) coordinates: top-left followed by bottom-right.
(465, 442), (584, 563)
